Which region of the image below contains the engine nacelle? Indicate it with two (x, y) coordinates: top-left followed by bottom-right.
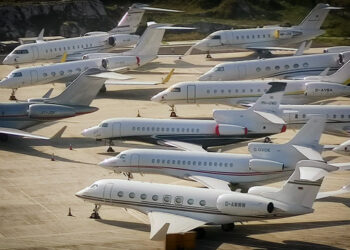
(215, 124), (247, 136)
(249, 159), (284, 172)
(217, 193), (274, 216)
(274, 30), (302, 39)
(101, 56), (139, 70)
(304, 82), (350, 97)
(107, 34), (139, 47)
(28, 104), (76, 120)
(84, 31), (108, 36)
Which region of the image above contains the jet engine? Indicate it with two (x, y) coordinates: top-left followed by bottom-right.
(249, 159), (284, 172)
(304, 82), (350, 97)
(215, 124), (247, 136)
(28, 104), (76, 120)
(107, 34), (140, 47)
(101, 56), (139, 70)
(217, 193), (274, 216)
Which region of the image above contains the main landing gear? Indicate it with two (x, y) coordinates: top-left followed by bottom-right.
(264, 137), (272, 143)
(9, 89), (17, 101)
(221, 223), (235, 232)
(123, 172), (133, 180)
(90, 204), (101, 219)
(206, 52), (212, 59)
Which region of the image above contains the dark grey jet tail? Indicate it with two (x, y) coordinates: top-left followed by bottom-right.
(46, 68), (106, 106)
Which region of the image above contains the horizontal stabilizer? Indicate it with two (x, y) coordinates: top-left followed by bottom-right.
(155, 26), (196, 30)
(189, 175), (231, 190)
(148, 211), (206, 241)
(317, 184), (350, 199)
(0, 127), (48, 140)
(90, 72), (132, 80)
(139, 6), (183, 12)
(42, 88), (54, 98)
(160, 140), (206, 152)
(253, 111), (286, 124)
(105, 80), (159, 85)
(293, 145), (323, 161)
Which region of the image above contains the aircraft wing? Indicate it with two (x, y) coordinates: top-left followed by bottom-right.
(253, 111), (286, 125)
(148, 211), (206, 240)
(188, 175), (231, 190)
(317, 184), (350, 199)
(105, 80), (162, 85)
(160, 140), (207, 152)
(0, 127), (49, 139)
(246, 46), (297, 52)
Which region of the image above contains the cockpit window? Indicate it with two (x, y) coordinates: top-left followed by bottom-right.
(11, 72), (22, 77)
(120, 154), (126, 159)
(13, 49), (29, 54)
(90, 184), (98, 189)
(170, 87), (181, 92)
(101, 123), (108, 128)
(215, 66), (224, 72)
(210, 35), (221, 40)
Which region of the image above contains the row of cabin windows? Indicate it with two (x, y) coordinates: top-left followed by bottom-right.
(42, 66), (89, 77)
(116, 191), (206, 206)
(256, 62), (309, 72)
(206, 88), (268, 94)
(151, 158), (234, 168)
(294, 114), (350, 119)
(44, 43), (93, 53)
(211, 34), (271, 40)
(132, 126), (200, 133)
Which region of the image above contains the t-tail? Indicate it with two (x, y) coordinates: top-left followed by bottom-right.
(297, 3), (342, 30)
(248, 116), (326, 168)
(320, 59), (350, 85)
(45, 68), (106, 106)
(109, 4), (182, 34)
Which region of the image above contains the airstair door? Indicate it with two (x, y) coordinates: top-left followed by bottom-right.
(103, 183), (114, 201)
(187, 85), (196, 104)
(112, 122), (121, 137)
(238, 65), (247, 79)
(130, 154), (140, 173)
(30, 70), (38, 84)
(31, 46), (39, 60)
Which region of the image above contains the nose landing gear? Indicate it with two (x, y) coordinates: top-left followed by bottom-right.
(90, 204), (101, 219)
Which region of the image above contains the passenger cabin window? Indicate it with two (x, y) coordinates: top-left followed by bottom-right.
(117, 191), (123, 197)
(171, 87), (181, 92)
(129, 192), (135, 198)
(141, 194), (147, 200)
(199, 200), (206, 206)
(175, 196), (183, 205)
(187, 198), (194, 205)
(163, 195), (171, 203)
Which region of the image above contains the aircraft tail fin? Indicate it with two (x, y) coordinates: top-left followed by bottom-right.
(109, 4), (182, 34)
(297, 3), (341, 30)
(36, 28), (45, 43)
(46, 68), (106, 106)
(287, 116), (325, 149)
(42, 88), (54, 98)
(251, 82), (286, 112)
(161, 69), (175, 84)
(321, 59), (350, 85)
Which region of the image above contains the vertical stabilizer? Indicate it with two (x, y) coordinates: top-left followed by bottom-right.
(46, 68), (106, 106)
(251, 82), (286, 113)
(321, 59), (350, 84)
(298, 3), (341, 30)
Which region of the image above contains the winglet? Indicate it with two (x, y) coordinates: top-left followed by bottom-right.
(60, 52), (68, 63)
(50, 126), (67, 140)
(42, 88), (54, 98)
(161, 69), (174, 84)
(36, 28), (45, 43)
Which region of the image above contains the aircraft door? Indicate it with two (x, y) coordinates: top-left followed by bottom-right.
(103, 183), (114, 201)
(112, 122), (121, 138)
(187, 85), (196, 104)
(130, 154), (140, 173)
(30, 70), (38, 84)
(238, 65), (247, 79)
(31, 46), (39, 60)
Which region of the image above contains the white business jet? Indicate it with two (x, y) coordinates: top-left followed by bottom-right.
(151, 60), (350, 107)
(2, 4), (181, 65)
(99, 117), (341, 190)
(76, 160), (350, 240)
(81, 82), (287, 150)
(198, 50), (350, 81)
(0, 23), (184, 99)
(187, 3), (341, 57)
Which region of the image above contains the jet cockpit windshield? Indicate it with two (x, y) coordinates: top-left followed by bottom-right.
(209, 35), (221, 40)
(170, 87), (181, 92)
(11, 72), (22, 78)
(215, 66), (225, 72)
(13, 49), (29, 54)
(99, 122), (109, 128)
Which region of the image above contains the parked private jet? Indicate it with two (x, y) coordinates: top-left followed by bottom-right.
(82, 82), (287, 150)
(2, 4), (181, 64)
(76, 160), (350, 240)
(187, 3), (341, 57)
(99, 117), (335, 190)
(0, 68), (106, 141)
(198, 50), (350, 81)
(151, 60), (350, 108)
(0, 23), (185, 99)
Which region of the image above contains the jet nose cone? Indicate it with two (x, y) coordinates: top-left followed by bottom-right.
(75, 189), (85, 198)
(193, 41), (207, 52)
(151, 92), (165, 102)
(198, 74), (208, 81)
(81, 129), (89, 137)
(98, 157), (116, 169)
(81, 127), (98, 138)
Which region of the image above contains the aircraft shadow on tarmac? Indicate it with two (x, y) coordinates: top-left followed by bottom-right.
(317, 196), (350, 208)
(97, 219), (150, 233)
(196, 220), (350, 249)
(98, 88), (166, 101)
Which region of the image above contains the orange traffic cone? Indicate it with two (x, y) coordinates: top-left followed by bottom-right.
(69, 144), (72, 150)
(51, 153), (55, 161)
